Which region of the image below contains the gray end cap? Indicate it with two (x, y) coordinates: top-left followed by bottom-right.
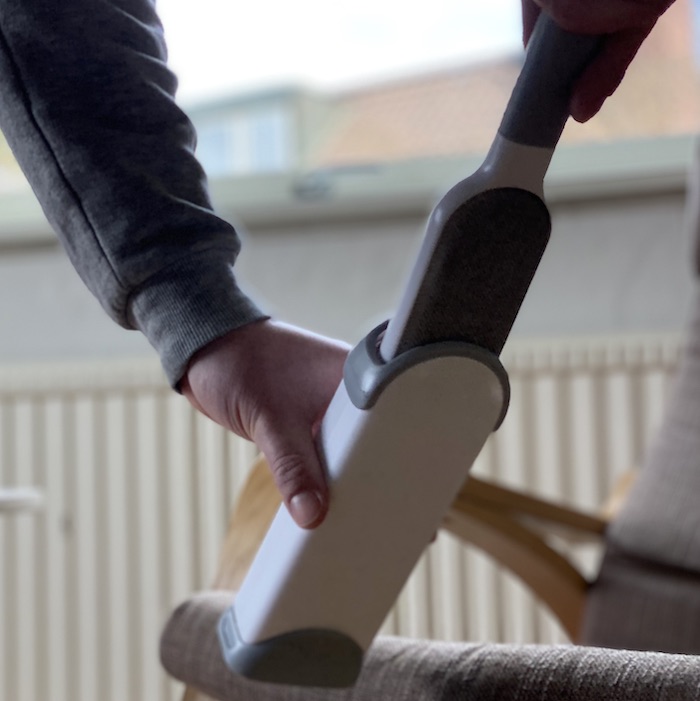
(344, 321), (510, 429)
(218, 606), (363, 688)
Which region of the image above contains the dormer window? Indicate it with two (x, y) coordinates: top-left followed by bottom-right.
(195, 104), (292, 176)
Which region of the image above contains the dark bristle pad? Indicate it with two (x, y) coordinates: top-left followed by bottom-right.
(395, 187), (551, 356)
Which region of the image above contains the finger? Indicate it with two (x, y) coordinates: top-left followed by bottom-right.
(254, 416), (330, 529)
(521, 0), (542, 46)
(532, 0), (672, 35)
(569, 26), (651, 122)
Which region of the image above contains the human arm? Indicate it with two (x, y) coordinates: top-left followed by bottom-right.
(521, 0), (677, 122)
(0, 0), (263, 381)
(0, 0), (343, 527)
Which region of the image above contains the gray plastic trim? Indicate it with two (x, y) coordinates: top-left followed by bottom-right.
(344, 321), (510, 430)
(218, 606), (363, 688)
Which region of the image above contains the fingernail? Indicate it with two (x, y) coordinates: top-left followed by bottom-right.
(290, 491), (323, 528)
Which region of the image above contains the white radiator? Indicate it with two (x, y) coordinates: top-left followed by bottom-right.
(0, 334), (682, 701)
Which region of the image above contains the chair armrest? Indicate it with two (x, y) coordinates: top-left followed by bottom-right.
(455, 475), (607, 542)
(162, 591), (700, 701)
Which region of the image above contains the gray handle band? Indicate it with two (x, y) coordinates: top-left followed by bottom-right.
(498, 13), (601, 148)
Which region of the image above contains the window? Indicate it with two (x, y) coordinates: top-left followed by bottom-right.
(194, 122), (233, 177)
(194, 105), (292, 177)
(251, 107), (291, 172)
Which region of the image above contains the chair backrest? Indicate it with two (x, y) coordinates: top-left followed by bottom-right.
(581, 138), (700, 653)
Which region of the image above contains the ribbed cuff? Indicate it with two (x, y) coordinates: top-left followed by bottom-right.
(129, 255), (268, 387)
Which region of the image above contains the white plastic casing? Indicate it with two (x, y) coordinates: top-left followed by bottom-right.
(232, 343), (507, 652)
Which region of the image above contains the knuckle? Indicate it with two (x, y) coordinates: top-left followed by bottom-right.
(270, 453), (308, 494)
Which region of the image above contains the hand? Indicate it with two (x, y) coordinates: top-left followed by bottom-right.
(521, 0), (676, 122)
(181, 320), (350, 529)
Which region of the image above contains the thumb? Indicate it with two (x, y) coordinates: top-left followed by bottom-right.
(254, 417), (329, 530)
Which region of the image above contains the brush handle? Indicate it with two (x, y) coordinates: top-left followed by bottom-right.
(498, 12), (601, 148)
(378, 13), (600, 362)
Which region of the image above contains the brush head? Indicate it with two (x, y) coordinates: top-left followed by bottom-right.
(391, 187), (550, 357)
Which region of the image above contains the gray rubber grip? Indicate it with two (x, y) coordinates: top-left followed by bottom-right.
(498, 13), (601, 148)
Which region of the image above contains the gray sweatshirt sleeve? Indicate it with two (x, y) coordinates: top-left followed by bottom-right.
(0, 0), (268, 386)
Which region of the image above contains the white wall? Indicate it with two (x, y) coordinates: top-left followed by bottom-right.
(0, 187), (693, 368)
(517, 191), (694, 337)
(0, 245), (153, 361)
(231, 189), (695, 343)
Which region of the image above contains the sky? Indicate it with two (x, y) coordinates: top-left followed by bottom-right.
(157, 0), (524, 104)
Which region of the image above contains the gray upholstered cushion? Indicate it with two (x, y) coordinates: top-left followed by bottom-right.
(581, 546), (700, 653)
(161, 591), (700, 700)
(604, 142), (700, 572)
(604, 297), (700, 573)
(581, 151), (700, 653)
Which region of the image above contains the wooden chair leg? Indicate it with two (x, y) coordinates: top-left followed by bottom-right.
(211, 455), (281, 591)
(443, 494), (589, 640)
(444, 474), (612, 641)
(182, 455), (280, 701)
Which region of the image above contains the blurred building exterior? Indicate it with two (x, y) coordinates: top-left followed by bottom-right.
(186, 0), (700, 174)
(0, 0), (697, 363)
